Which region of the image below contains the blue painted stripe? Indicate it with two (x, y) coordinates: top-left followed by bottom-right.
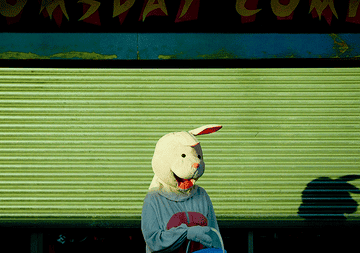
(0, 33), (359, 60)
(0, 33), (138, 59)
(138, 33), (360, 59)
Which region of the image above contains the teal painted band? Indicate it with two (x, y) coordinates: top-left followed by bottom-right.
(0, 33), (359, 59)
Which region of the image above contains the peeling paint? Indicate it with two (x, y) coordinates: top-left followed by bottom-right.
(137, 50), (141, 60)
(158, 54), (176, 60)
(158, 52), (184, 60)
(330, 34), (350, 58)
(198, 48), (238, 59)
(0, 51), (118, 60)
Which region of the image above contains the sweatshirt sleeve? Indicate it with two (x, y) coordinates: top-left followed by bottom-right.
(141, 194), (188, 253)
(204, 190), (222, 249)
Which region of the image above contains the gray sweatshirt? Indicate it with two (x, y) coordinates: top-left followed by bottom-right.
(141, 186), (221, 253)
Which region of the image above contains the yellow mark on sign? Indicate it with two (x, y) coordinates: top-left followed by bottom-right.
(330, 34), (349, 57)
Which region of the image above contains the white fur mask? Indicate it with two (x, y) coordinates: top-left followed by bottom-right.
(149, 125), (222, 200)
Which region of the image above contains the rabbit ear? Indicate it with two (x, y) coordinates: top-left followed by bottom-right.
(189, 125), (222, 136)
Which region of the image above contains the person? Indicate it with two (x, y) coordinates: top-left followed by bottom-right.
(141, 125), (223, 253)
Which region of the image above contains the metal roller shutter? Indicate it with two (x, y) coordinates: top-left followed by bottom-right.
(0, 68), (359, 227)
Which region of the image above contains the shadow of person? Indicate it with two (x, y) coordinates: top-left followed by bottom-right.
(298, 175), (360, 220)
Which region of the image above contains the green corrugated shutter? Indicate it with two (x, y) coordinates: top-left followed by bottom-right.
(0, 68), (359, 227)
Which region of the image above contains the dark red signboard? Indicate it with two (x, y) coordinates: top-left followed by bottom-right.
(0, 0), (360, 32)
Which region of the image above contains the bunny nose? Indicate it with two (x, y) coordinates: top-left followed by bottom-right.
(192, 163), (200, 169)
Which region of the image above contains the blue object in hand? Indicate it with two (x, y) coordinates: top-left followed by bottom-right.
(191, 248), (227, 253)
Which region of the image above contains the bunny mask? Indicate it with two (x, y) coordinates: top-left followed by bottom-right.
(150, 125), (222, 200)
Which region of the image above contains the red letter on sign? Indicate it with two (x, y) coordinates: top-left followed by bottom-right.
(139, 0), (168, 22)
(235, 0), (261, 24)
(0, 0), (27, 24)
(113, 0), (135, 24)
(40, 0), (69, 27)
(309, 0), (338, 25)
(175, 0), (200, 23)
(271, 0), (300, 20)
(78, 0), (101, 26)
(346, 0), (360, 24)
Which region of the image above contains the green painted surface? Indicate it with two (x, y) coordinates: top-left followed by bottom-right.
(0, 68), (359, 226)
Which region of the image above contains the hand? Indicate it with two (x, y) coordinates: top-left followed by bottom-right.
(187, 226), (212, 248)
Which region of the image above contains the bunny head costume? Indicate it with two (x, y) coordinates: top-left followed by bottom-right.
(141, 125), (223, 253)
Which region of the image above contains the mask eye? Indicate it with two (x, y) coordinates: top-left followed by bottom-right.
(181, 154), (186, 158)
(198, 155), (202, 159)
